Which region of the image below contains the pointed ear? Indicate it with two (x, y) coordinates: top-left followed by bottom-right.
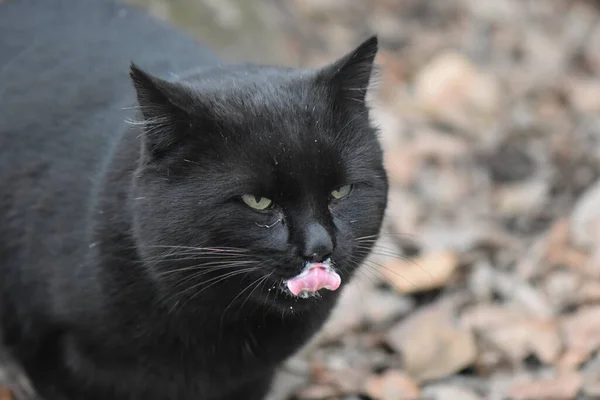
(129, 63), (197, 156)
(317, 35), (379, 106)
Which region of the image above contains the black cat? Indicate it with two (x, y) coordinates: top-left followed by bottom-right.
(0, 0), (388, 399)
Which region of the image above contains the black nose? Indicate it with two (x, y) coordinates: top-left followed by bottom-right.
(302, 223), (333, 263)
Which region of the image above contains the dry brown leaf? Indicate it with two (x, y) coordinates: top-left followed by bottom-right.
(543, 270), (581, 311)
(461, 304), (561, 364)
(508, 373), (582, 400)
(492, 180), (549, 217)
(556, 348), (591, 372)
(561, 306), (600, 364)
(414, 51), (500, 131)
(488, 320), (562, 365)
(567, 79), (600, 113)
(571, 179), (600, 250)
(544, 218), (571, 264)
(386, 298), (476, 382)
(578, 279), (600, 304)
(460, 304), (528, 330)
(422, 384), (483, 400)
(381, 250), (459, 294)
(542, 218), (590, 273)
(364, 370), (420, 400)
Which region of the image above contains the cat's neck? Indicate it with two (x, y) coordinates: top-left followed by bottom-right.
(89, 128), (158, 312)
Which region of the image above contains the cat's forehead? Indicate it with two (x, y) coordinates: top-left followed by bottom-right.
(183, 65), (380, 189)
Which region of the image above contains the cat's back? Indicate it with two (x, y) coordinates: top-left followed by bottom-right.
(0, 0), (219, 155)
(0, 0), (219, 269)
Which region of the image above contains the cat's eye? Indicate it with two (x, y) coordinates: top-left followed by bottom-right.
(241, 194), (273, 210)
(331, 184), (352, 200)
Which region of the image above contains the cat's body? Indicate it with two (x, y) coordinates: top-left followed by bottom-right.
(0, 1), (387, 399)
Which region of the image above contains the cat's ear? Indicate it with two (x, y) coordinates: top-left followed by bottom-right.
(317, 35), (379, 106)
(129, 63), (197, 156)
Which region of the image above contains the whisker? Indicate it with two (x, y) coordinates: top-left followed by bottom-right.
(157, 260), (258, 276)
(142, 245), (249, 253)
(167, 267), (261, 315)
(221, 272), (272, 320)
(354, 246), (435, 283)
(169, 262), (261, 291)
(240, 272), (274, 313)
(353, 232), (418, 242)
(359, 260), (421, 292)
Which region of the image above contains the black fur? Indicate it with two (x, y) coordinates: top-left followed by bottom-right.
(0, 1), (388, 399)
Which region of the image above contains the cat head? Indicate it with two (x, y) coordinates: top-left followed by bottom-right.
(129, 36), (388, 315)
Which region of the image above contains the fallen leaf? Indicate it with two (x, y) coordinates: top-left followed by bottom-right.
(488, 319), (562, 365)
(364, 370), (420, 400)
(461, 305), (562, 364)
(508, 373), (582, 400)
(492, 180), (549, 217)
(386, 297), (476, 382)
(556, 348), (591, 372)
(578, 279), (600, 304)
(567, 79), (600, 113)
(543, 219), (591, 273)
(542, 270), (581, 312)
(381, 250), (459, 294)
(560, 306), (600, 364)
(461, 304), (528, 330)
(414, 51), (501, 131)
(422, 384), (483, 400)
(571, 179), (600, 250)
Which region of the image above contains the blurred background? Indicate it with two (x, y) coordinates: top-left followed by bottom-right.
(2, 1), (598, 400)
(120, 1), (600, 399)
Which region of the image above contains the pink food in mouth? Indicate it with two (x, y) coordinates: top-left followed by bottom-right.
(286, 265), (342, 296)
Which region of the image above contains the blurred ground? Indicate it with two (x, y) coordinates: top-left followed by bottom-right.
(4, 0), (600, 399)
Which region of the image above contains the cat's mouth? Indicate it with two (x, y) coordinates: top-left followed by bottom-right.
(284, 260), (341, 299)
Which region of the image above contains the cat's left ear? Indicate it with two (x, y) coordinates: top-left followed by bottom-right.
(317, 35), (379, 106)
(129, 63), (199, 156)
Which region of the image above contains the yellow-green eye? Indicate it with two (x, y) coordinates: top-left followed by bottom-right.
(242, 194), (273, 210)
(331, 184), (352, 199)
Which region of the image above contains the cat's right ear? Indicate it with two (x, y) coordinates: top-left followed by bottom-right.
(316, 35), (379, 107)
(129, 63), (196, 156)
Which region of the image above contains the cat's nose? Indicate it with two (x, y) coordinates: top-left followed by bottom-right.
(302, 223), (333, 263)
